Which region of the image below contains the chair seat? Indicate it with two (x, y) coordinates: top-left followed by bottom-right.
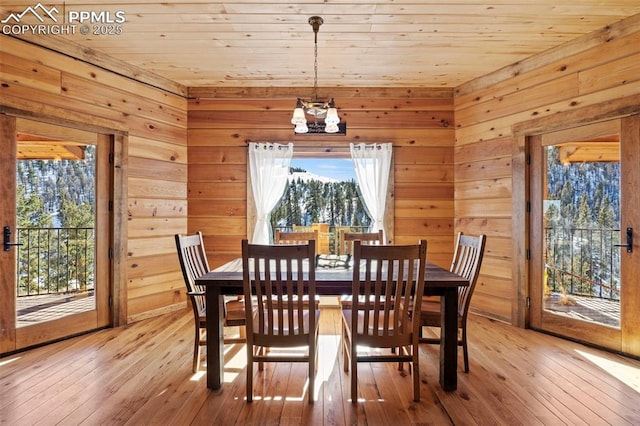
(225, 298), (246, 325)
(194, 298), (246, 325)
(338, 294), (393, 308)
(420, 299), (463, 327)
(342, 310), (413, 339)
(270, 294), (321, 308)
(252, 309), (320, 335)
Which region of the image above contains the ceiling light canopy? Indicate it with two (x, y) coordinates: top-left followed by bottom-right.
(291, 16), (344, 135)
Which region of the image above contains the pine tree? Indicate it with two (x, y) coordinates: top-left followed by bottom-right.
(596, 195), (616, 228)
(575, 194), (591, 228)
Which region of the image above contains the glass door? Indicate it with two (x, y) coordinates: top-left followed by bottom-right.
(530, 117), (640, 355)
(0, 117), (112, 353)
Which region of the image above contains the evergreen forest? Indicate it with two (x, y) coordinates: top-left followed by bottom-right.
(269, 167), (372, 231)
(543, 146), (620, 301)
(16, 145), (96, 297)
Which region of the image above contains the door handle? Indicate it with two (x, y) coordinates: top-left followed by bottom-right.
(614, 227), (633, 253)
(3, 226), (23, 251)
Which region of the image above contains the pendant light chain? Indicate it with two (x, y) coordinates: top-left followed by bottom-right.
(313, 29), (319, 100)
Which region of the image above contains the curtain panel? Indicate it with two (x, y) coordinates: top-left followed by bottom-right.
(349, 143), (392, 238)
(248, 142), (293, 244)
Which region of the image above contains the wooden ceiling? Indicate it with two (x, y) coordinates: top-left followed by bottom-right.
(17, 134), (87, 160)
(2, 1), (640, 88)
(15, 119), (95, 160)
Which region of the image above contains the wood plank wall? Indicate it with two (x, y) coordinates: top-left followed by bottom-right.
(453, 14), (640, 323)
(187, 87), (456, 269)
(0, 36), (189, 323)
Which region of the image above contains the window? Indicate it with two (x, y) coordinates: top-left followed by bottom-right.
(247, 144), (394, 249)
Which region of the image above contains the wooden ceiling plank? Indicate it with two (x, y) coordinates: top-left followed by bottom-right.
(17, 143), (86, 160)
(557, 142), (620, 163)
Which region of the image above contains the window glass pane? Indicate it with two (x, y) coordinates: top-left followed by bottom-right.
(270, 158), (371, 254)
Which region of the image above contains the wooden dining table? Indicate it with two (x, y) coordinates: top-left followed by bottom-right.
(196, 258), (468, 392)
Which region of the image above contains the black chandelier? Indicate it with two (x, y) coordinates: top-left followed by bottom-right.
(290, 16), (344, 134)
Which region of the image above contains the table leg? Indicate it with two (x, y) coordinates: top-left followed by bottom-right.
(440, 288), (458, 391)
(206, 286), (225, 390)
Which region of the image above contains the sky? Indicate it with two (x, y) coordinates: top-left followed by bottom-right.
(290, 158), (356, 182)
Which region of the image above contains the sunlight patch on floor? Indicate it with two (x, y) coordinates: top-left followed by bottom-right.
(315, 333), (341, 397)
(575, 349), (640, 392)
(0, 356), (20, 367)
(190, 371), (206, 382)
(285, 386), (305, 402)
(223, 344), (246, 383)
(217, 333), (342, 396)
(205, 331), (410, 404)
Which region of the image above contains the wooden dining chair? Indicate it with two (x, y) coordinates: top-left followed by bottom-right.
(274, 229), (321, 307)
(337, 229), (384, 257)
(175, 232), (245, 373)
(274, 229), (319, 252)
(241, 239), (320, 403)
(342, 239), (427, 403)
(419, 232), (486, 373)
(338, 229), (385, 308)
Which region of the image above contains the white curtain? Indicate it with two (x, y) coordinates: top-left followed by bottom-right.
(350, 143), (392, 237)
(249, 142), (293, 244)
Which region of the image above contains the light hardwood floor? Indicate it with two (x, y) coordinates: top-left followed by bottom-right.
(1, 308), (640, 425)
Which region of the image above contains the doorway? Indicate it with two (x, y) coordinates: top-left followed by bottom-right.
(0, 116), (114, 353)
(529, 117), (640, 355)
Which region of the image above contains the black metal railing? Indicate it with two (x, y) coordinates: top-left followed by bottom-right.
(544, 227), (620, 301)
(15, 227), (95, 297)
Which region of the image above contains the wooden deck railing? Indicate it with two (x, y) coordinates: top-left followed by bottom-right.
(15, 227), (95, 297)
(274, 224), (369, 255)
(544, 227), (620, 301)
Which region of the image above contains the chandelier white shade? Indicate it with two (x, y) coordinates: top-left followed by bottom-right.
(291, 16), (343, 134)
